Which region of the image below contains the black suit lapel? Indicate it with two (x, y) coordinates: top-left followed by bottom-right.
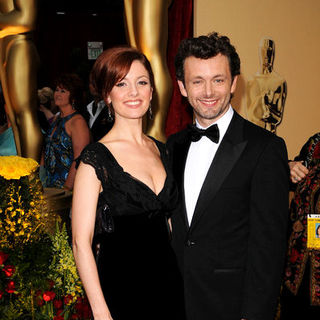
(190, 112), (248, 230)
(171, 132), (191, 230)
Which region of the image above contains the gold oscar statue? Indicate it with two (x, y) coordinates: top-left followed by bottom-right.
(246, 37), (287, 134)
(124, 0), (172, 142)
(0, 0), (43, 161)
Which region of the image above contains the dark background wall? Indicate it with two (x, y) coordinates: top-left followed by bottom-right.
(35, 0), (127, 99)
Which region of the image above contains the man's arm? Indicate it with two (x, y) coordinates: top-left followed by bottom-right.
(241, 136), (289, 320)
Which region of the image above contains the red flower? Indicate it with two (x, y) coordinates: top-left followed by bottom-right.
(81, 302), (92, 319)
(0, 291), (4, 299)
(75, 299), (83, 313)
(3, 265), (15, 277)
(6, 280), (15, 293)
(63, 294), (73, 305)
(0, 252), (9, 265)
(71, 314), (80, 319)
(53, 316), (64, 320)
(53, 299), (63, 309)
(43, 291), (56, 302)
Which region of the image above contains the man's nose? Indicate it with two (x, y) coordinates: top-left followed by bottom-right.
(204, 82), (214, 97)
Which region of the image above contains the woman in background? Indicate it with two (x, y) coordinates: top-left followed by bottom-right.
(0, 91), (17, 156)
(72, 46), (185, 320)
(43, 73), (90, 190)
(282, 132), (320, 319)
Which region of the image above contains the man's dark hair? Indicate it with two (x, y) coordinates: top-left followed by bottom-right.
(175, 32), (241, 82)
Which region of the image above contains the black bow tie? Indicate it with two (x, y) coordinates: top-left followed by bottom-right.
(187, 124), (219, 143)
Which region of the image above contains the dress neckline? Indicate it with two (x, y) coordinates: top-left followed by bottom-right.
(97, 140), (168, 197)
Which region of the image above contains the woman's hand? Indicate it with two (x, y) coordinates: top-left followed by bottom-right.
(92, 311), (113, 320)
(289, 161), (309, 183)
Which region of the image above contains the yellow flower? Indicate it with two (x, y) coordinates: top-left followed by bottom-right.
(0, 156), (39, 180)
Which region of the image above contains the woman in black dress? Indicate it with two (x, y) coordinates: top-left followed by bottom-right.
(72, 46), (185, 320)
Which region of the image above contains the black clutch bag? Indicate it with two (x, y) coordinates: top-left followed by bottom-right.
(95, 202), (114, 236)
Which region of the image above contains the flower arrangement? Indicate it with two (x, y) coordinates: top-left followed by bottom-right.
(0, 156), (45, 248)
(0, 156), (91, 319)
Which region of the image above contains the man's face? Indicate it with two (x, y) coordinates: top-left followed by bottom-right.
(178, 54), (238, 127)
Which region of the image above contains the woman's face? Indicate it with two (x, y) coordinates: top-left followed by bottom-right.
(54, 86), (71, 109)
(107, 60), (153, 120)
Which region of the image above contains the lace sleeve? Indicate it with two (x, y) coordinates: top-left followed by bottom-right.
(76, 143), (108, 185)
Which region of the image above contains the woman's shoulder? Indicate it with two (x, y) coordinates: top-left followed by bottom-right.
(66, 113), (90, 135)
(76, 142), (108, 169)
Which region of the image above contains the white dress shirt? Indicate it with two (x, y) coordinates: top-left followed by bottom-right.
(184, 106), (234, 225)
(86, 100), (106, 128)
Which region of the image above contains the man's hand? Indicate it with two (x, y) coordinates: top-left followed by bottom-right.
(289, 161), (309, 183)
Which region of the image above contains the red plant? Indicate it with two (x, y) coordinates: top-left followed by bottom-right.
(0, 252), (8, 265)
(6, 280), (15, 293)
(3, 265), (15, 277)
(43, 290), (56, 302)
(63, 294), (73, 305)
(53, 299), (63, 309)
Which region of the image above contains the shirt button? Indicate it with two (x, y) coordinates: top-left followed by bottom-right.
(186, 240), (195, 247)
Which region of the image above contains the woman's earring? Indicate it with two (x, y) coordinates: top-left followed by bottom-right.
(148, 103), (153, 120)
(72, 101), (75, 110)
(107, 104), (113, 122)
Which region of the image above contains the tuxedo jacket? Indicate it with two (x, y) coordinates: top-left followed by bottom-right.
(167, 111), (289, 320)
(84, 106), (114, 142)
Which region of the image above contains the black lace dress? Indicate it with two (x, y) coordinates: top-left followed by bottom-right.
(77, 141), (185, 320)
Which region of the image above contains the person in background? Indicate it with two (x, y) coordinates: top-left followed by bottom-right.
(167, 32), (289, 320)
(84, 83), (113, 142)
(37, 86), (56, 133)
(43, 73), (90, 190)
(282, 132), (320, 319)
(0, 90), (17, 156)
(72, 46), (185, 320)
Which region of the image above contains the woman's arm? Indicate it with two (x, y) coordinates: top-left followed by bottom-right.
(64, 116), (90, 190)
(72, 162), (113, 320)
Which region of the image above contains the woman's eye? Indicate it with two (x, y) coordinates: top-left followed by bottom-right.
(115, 82), (125, 87)
(138, 80), (148, 85)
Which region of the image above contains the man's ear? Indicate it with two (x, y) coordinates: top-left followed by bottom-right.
(231, 75), (239, 94)
(177, 80), (188, 97)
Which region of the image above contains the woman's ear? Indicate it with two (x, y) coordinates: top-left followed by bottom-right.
(105, 96), (111, 105)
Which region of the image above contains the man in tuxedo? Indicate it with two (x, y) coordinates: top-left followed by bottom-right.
(84, 84), (114, 142)
(167, 32), (289, 320)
